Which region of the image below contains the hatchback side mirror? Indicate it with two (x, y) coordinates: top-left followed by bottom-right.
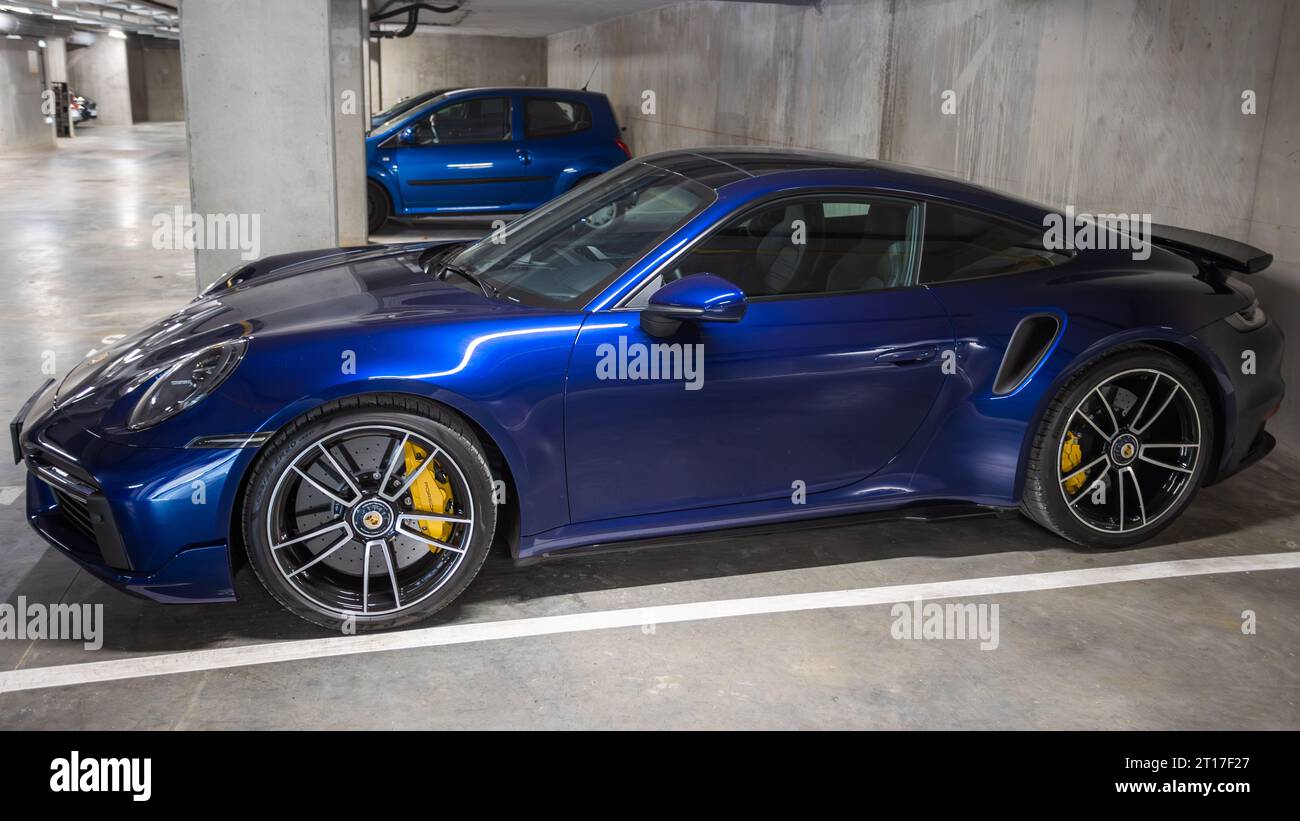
(398, 126), (417, 145)
(641, 273), (747, 337)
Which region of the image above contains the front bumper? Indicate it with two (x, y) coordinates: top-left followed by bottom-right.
(12, 379), (250, 603)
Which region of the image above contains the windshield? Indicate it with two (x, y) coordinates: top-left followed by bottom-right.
(450, 163), (714, 308)
(372, 89), (453, 131)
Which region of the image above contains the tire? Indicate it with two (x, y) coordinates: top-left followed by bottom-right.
(367, 181), (390, 235)
(242, 394), (497, 631)
(1021, 347), (1214, 548)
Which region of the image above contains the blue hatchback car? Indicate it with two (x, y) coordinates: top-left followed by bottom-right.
(366, 87), (631, 232)
(13, 148), (1284, 630)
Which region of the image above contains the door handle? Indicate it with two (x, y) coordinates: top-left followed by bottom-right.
(516, 149), (533, 165)
(876, 346), (937, 365)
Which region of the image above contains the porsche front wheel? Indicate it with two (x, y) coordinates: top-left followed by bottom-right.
(243, 396), (497, 631)
(1022, 349), (1214, 548)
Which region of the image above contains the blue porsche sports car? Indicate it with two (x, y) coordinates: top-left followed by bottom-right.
(366, 86), (631, 233)
(13, 148), (1284, 630)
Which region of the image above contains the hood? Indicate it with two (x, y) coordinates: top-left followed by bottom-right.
(54, 242), (531, 418)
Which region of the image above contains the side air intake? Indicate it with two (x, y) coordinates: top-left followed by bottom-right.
(993, 314), (1061, 395)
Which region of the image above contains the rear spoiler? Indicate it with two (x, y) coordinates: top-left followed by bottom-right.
(1147, 223), (1273, 274)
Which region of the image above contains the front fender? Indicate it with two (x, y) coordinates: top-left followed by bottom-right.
(225, 315), (586, 538)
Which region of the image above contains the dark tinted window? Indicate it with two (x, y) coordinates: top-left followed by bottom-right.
(920, 203), (1071, 284)
(413, 97), (510, 145)
(525, 98), (593, 138)
(658, 197), (918, 299)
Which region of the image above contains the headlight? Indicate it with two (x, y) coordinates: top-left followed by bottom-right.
(127, 338), (247, 430)
(1225, 299), (1267, 332)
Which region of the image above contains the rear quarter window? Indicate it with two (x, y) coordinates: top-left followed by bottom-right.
(920, 202), (1072, 284)
(526, 98), (593, 138)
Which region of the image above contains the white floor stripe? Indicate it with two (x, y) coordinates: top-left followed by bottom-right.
(2, 551), (1298, 694)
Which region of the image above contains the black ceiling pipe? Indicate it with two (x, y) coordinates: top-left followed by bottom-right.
(369, 2), (462, 39)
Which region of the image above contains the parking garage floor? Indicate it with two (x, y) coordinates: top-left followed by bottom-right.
(1, 124), (1297, 730)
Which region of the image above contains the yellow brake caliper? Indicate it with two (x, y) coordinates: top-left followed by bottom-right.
(1061, 431), (1087, 496)
(402, 442), (455, 551)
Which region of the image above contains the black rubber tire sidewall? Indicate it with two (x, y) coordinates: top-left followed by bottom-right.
(367, 182), (390, 235)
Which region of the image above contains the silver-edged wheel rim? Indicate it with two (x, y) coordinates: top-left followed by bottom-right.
(265, 424), (475, 618)
(1057, 368), (1201, 534)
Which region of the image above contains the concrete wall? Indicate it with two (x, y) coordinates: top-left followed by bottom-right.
(371, 31), (546, 114)
(127, 39), (184, 123)
(0, 39), (53, 151)
(550, 0), (1299, 439)
(550, 1), (892, 156)
(1247, 0), (1300, 443)
(67, 35), (133, 127)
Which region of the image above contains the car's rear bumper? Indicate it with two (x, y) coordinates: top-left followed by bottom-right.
(13, 380), (247, 603)
(1187, 315), (1286, 485)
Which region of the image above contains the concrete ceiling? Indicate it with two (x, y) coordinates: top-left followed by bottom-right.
(0, 0), (178, 39)
(370, 0), (680, 38)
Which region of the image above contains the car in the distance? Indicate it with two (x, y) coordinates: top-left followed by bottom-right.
(70, 94), (97, 123)
(366, 87), (631, 233)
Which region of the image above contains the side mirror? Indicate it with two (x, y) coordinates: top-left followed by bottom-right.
(398, 126), (417, 145)
(641, 273), (747, 337)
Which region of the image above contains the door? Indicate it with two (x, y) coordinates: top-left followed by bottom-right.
(564, 194), (956, 523)
(517, 96), (598, 205)
(390, 95), (533, 212)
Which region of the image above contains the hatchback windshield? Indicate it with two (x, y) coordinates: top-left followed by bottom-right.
(448, 164), (714, 308)
(372, 89), (457, 133)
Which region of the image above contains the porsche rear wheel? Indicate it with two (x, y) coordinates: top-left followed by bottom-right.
(1021, 348), (1214, 548)
(243, 396), (496, 630)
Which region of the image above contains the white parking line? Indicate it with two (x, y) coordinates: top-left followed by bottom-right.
(2, 551), (1298, 694)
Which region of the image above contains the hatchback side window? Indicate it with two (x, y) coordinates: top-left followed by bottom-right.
(642, 196), (918, 301)
(413, 97), (510, 145)
(525, 98), (593, 138)
(919, 203), (1072, 284)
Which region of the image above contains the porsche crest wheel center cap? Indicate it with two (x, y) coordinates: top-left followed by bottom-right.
(1111, 433), (1140, 467)
(352, 498), (395, 537)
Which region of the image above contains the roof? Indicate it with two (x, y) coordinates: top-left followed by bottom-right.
(637, 146), (1057, 223)
(440, 86), (612, 99)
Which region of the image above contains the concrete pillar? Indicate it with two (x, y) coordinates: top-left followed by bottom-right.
(45, 37), (67, 85)
(0, 38), (53, 151)
(67, 34), (132, 126)
(179, 0), (367, 290)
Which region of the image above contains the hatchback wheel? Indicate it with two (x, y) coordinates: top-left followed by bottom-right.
(243, 396), (496, 630)
(367, 182), (390, 235)
(1022, 349), (1214, 548)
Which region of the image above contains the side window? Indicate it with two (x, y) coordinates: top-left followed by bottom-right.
(525, 98), (593, 138)
(920, 203), (1071, 284)
(648, 196), (918, 300)
(414, 97), (510, 145)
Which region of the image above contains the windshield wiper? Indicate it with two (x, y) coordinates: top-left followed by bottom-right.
(439, 262), (499, 299)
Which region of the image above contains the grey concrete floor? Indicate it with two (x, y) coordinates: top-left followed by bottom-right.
(0, 124), (1297, 730)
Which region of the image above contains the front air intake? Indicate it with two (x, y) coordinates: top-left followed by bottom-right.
(993, 314), (1061, 395)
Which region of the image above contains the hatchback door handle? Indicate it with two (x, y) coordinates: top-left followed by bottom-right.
(516, 149), (533, 165)
(876, 346), (937, 365)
